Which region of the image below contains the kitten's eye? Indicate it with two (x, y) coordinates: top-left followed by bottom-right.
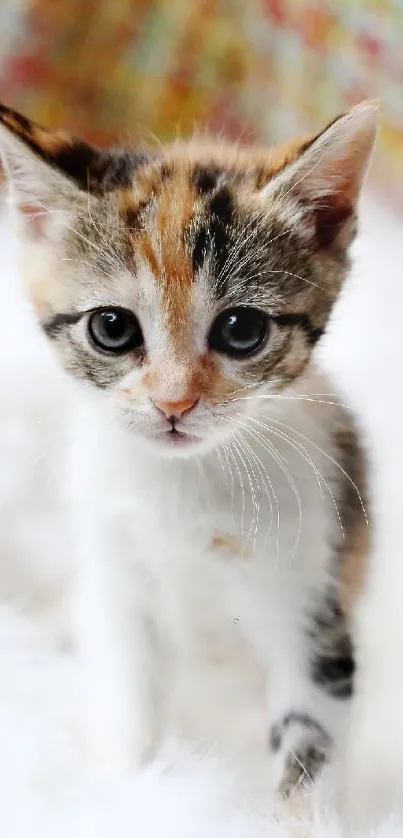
(209, 307), (268, 357)
(88, 308), (143, 354)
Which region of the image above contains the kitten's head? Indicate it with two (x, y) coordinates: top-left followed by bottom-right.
(0, 101), (377, 458)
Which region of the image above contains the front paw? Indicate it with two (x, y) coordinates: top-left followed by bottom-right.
(269, 711), (331, 798)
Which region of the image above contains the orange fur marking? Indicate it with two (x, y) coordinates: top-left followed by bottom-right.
(340, 519), (370, 612)
(153, 171), (195, 332)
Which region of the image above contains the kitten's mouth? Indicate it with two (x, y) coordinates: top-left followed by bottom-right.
(162, 427), (196, 446)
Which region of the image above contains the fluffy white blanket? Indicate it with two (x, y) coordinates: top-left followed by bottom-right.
(0, 192), (402, 836)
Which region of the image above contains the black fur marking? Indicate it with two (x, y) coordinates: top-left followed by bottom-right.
(193, 164), (221, 194)
(192, 216), (231, 283)
(210, 217), (231, 283)
(53, 142), (107, 188)
(282, 710), (327, 736)
(282, 712), (329, 737)
(0, 102), (34, 133)
(309, 598), (355, 700)
(312, 651), (354, 698)
(192, 226), (210, 272)
(64, 147), (152, 193)
(66, 336), (128, 390)
(202, 189), (234, 290)
(42, 311), (82, 339)
(270, 712), (330, 753)
(210, 187), (233, 226)
(273, 312), (324, 345)
(0, 100), (152, 194)
(99, 149), (153, 192)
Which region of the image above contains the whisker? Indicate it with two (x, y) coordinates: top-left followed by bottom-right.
(235, 430), (262, 550)
(234, 429), (276, 543)
(270, 414), (367, 523)
(229, 394), (350, 410)
(216, 443), (231, 496)
(246, 410), (367, 525)
(221, 440), (235, 510)
(240, 267), (331, 296)
(237, 418), (303, 558)
(226, 438), (246, 539)
(243, 413), (344, 538)
(232, 431), (260, 547)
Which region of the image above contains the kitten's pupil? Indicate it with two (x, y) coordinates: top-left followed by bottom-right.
(209, 307), (268, 357)
(88, 309), (143, 354)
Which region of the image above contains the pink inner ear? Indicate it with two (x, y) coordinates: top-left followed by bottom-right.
(312, 199), (353, 249)
(18, 201), (48, 239)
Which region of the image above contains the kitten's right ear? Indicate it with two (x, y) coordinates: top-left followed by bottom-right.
(0, 102), (109, 240)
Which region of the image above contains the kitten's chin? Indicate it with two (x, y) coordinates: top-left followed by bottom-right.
(140, 429), (221, 459)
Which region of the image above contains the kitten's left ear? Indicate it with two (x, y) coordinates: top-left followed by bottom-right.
(0, 102), (111, 239)
(265, 100), (379, 248)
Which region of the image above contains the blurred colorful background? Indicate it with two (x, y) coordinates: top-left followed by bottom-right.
(0, 0), (402, 208)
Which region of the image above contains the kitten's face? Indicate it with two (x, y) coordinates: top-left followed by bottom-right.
(0, 101), (377, 458)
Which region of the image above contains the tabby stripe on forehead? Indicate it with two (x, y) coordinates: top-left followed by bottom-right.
(192, 187), (234, 285)
(273, 313), (324, 345)
(192, 219), (231, 286)
(210, 188), (233, 226)
(42, 312), (82, 338)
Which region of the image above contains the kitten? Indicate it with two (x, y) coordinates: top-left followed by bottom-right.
(0, 100), (377, 793)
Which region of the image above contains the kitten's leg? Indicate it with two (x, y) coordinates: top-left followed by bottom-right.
(71, 535), (159, 781)
(267, 602), (353, 798)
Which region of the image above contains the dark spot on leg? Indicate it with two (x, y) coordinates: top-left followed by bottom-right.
(312, 654), (354, 698)
(281, 711), (330, 737)
(309, 596), (355, 700)
(281, 742), (327, 798)
(272, 711), (332, 798)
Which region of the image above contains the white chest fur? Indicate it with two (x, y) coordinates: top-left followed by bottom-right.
(70, 383), (341, 662)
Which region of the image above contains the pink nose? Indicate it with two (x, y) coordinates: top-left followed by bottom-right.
(153, 397), (198, 420)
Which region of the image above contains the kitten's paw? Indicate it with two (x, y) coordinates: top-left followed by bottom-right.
(269, 711), (331, 798)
